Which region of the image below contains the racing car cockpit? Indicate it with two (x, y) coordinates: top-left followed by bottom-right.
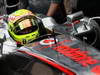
(0, 9), (100, 75)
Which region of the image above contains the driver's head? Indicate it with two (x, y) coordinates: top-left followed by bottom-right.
(8, 9), (40, 45)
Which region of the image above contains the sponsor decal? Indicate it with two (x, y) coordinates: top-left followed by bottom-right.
(8, 13), (32, 21)
(52, 45), (98, 67)
(36, 40), (71, 50)
(40, 38), (58, 45)
(91, 65), (100, 75)
(37, 40), (98, 67)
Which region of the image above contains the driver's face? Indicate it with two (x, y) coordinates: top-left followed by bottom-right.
(14, 17), (38, 35)
(19, 19), (32, 30)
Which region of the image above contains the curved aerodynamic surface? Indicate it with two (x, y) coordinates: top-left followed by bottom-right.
(16, 33), (100, 75)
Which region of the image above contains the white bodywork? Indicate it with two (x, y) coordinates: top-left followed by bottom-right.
(0, 20), (17, 56)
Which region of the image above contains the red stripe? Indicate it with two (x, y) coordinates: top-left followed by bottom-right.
(16, 49), (76, 75)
